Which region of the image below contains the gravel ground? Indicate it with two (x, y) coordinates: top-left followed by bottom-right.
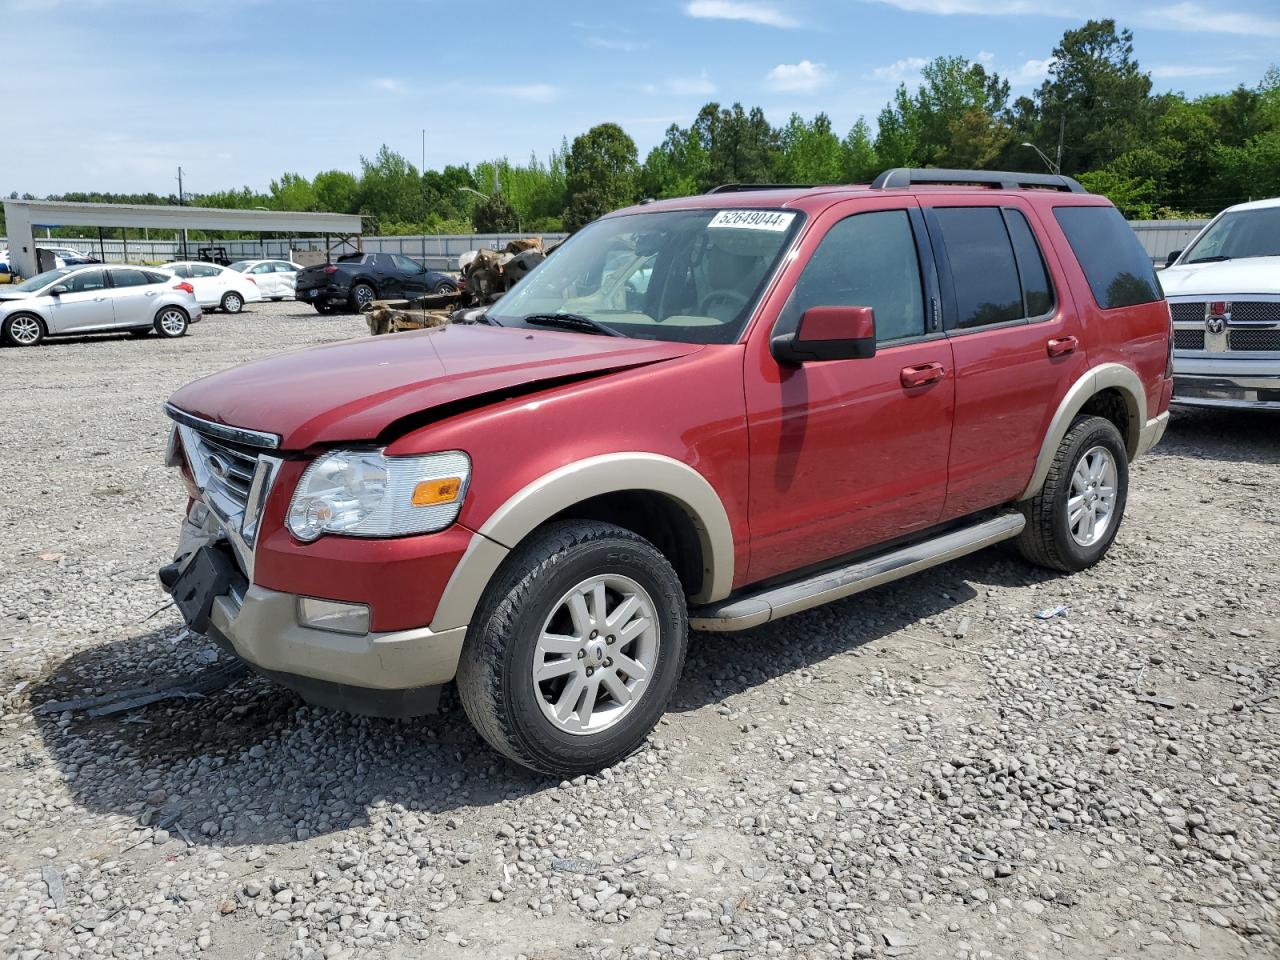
(0, 301), (1277, 960)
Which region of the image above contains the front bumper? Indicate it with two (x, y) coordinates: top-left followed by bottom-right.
(1173, 355), (1280, 409)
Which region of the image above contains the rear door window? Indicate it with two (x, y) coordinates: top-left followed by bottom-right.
(1004, 210), (1055, 318)
(110, 268), (150, 288)
(931, 207), (1024, 329)
(168, 264), (192, 278)
(1053, 205), (1161, 309)
(190, 263), (223, 278)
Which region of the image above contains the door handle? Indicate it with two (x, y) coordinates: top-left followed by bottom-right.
(93, 297), (107, 302)
(1047, 336), (1078, 357)
(145, 291), (159, 296)
(901, 362), (946, 388)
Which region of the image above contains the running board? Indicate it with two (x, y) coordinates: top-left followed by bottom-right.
(688, 512), (1025, 632)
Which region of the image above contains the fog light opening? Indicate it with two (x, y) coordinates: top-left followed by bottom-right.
(296, 597), (370, 636)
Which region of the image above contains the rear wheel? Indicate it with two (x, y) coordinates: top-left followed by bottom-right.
(3, 313), (45, 347)
(456, 520), (688, 776)
(433, 281), (459, 295)
(349, 282), (376, 313)
(153, 306), (189, 339)
(220, 291), (244, 313)
(1015, 415), (1128, 572)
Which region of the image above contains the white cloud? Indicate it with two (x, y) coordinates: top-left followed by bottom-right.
(766, 60), (833, 92)
(976, 50), (995, 64)
(584, 35), (647, 52)
(1149, 64), (1233, 78)
(863, 0), (1064, 13)
(872, 56), (929, 82)
(641, 71), (718, 96)
(487, 84), (558, 103)
(1156, 2), (1280, 37)
(372, 78), (405, 93)
(1012, 56), (1055, 84)
(683, 0), (799, 28)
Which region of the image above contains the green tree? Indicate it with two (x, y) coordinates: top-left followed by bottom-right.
(841, 118), (880, 182)
(691, 103), (779, 189)
(778, 113), (844, 183)
(1034, 19), (1153, 175)
(268, 172), (316, 211)
(563, 123), (639, 230)
(357, 145), (425, 228)
(472, 192), (520, 232)
(639, 123), (708, 199)
(313, 170), (359, 213)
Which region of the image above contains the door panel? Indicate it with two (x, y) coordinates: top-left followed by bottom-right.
(47, 269), (113, 332)
(105, 268), (157, 326)
(250, 263), (276, 297)
(744, 198), (956, 584)
(922, 199), (1088, 519)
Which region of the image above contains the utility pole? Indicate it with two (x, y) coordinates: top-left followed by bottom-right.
(1055, 112), (1065, 176)
(422, 128), (428, 266)
(176, 165), (189, 260)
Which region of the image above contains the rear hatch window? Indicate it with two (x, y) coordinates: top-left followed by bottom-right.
(1054, 206), (1162, 309)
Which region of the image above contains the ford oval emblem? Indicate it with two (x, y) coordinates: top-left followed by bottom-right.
(206, 453), (230, 481)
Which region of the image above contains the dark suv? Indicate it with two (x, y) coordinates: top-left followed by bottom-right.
(161, 168), (1172, 776)
(295, 252), (459, 313)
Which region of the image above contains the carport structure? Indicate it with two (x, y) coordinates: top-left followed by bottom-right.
(2, 199), (363, 278)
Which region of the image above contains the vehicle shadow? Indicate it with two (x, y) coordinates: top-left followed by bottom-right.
(28, 546), (1041, 849)
(1157, 406), (1280, 466)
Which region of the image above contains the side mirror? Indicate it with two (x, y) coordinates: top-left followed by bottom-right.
(1165, 250), (1182, 267)
(48, 285), (69, 296)
(772, 306), (877, 364)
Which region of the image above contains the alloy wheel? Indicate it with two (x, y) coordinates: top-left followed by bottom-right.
(9, 316), (42, 345)
(1067, 445), (1117, 547)
(532, 574), (659, 735)
(158, 309), (187, 336)
(354, 285), (374, 308)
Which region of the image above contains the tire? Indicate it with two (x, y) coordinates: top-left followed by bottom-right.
(456, 520), (688, 777)
(433, 281), (459, 295)
(2, 313), (45, 347)
(220, 291), (244, 314)
(153, 306), (190, 339)
(348, 282), (376, 313)
(1015, 415), (1129, 572)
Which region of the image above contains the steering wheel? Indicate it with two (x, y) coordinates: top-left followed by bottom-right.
(698, 288), (749, 320)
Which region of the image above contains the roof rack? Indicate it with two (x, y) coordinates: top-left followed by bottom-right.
(870, 168), (1086, 194)
(705, 183), (816, 194)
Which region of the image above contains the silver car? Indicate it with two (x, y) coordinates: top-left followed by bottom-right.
(0, 265), (202, 347)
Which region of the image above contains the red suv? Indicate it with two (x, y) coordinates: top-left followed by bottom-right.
(160, 168), (1172, 776)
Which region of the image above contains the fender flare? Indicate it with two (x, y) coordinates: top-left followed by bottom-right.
(429, 453), (736, 631)
(1019, 362), (1146, 501)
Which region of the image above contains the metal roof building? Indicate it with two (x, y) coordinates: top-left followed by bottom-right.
(2, 199), (362, 277)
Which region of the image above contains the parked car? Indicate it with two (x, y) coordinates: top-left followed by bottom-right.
(294, 252), (460, 313)
(1160, 196), (1280, 409)
(0, 265), (200, 346)
(227, 259), (304, 300)
(163, 261), (264, 314)
(39, 246), (100, 268)
(158, 168), (1172, 775)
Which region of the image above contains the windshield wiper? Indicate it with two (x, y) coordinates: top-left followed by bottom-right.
(1186, 255), (1233, 263)
(521, 313), (624, 337)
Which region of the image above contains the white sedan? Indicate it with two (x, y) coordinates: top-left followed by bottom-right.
(162, 261), (264, 313)
(227, 259), (303, 300)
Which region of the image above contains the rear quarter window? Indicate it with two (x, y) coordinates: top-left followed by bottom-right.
(1053, 206), (1162, 309)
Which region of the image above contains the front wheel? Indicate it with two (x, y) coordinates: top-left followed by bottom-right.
(153, 306), (190, 338)
(1015, 415), (1128, 572)
(3, 313), (45, 347)
(456, 521), (688, 777)
(220, 291), (244, 313)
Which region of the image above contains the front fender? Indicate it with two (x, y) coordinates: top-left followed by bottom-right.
(429, 453), (735, 631)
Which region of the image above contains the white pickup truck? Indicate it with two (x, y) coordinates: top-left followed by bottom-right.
(1161, 196), (1280, 410)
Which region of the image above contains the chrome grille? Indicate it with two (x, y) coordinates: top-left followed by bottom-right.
(190, 432), (259, 511)
(1170, 302), (1203, 323)
(1229, 329), (1280, 351)
(1174, 329), (1205, 351)
(1227, 302), (1280, 324)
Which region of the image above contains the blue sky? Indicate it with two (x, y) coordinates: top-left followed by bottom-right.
(4, 0), (1278, 196)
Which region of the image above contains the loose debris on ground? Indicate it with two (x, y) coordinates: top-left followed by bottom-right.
(0, 302), (1276, 959)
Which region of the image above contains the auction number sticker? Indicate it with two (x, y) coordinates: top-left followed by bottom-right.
(707, 210), (796, 232)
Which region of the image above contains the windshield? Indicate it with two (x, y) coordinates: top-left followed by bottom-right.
(1182, 207), (1280, 263)
(487, 208), (803, 344)
(13, 267), (73, 292)
(228, 260), (253, 272)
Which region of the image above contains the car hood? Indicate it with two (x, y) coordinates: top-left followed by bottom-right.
(0, 289), (32, 302)
(167, 325), (702, 450)
(1160, 256), (1280, 297)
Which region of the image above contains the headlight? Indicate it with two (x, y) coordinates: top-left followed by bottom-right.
(286, 449), (470, 542)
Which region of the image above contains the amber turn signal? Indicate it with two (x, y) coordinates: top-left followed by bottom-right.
(411, 477), (463, 506)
